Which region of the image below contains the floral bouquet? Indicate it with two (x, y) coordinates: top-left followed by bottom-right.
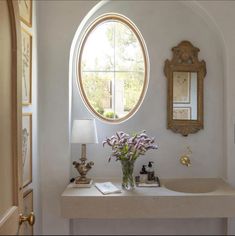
(103, 130), (158, 190)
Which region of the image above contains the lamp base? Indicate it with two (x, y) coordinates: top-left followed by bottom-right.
(75, 176), (92, 184)
(72, 179), (93, 188)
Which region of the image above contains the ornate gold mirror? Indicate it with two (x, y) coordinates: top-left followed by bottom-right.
(164, 41), (206, 136)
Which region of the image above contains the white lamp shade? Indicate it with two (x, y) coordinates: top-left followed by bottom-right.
(71, 119), (98, 144)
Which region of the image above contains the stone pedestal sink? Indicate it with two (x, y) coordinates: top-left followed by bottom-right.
(61, 178), (235, 219)
(163, 178), (218, 193)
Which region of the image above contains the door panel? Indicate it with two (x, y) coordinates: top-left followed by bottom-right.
(0, 207), (18, 235)
(0, 0), (23, 235)
(0, 0), (14, 218)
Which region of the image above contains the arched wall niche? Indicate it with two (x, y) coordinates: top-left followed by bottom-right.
(70, 0), (227, 88)
(69, 0), (226, 180)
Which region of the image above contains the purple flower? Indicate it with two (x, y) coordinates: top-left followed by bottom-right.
(103, 130), (158, 162)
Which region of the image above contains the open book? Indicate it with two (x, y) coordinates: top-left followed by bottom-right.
(95, 182), (122, 195)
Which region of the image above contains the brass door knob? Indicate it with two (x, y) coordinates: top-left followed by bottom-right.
(19, 212), (35, 226)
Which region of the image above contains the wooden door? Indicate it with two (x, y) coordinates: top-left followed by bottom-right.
(0, 0), (24, 234)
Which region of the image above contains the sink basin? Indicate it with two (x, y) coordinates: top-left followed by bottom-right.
(164, 178), (218, 193)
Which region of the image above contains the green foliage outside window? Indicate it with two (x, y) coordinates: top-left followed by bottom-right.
(80, 17), (146, 120)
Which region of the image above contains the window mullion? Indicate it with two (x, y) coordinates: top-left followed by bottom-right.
(113, 22), (116, 118)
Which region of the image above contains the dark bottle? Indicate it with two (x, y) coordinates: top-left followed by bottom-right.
(139, 165), (148, 183)
(147, 161), (155, 181)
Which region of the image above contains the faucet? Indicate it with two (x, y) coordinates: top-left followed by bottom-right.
(180, 155), (191, 167)
(179, 146), (192, 167)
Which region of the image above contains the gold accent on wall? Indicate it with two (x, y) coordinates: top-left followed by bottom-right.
(164, 41), (206, 136)
(180, 155), (191, 167)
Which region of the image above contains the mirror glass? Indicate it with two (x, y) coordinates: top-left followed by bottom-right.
(173, 72), (197, 120)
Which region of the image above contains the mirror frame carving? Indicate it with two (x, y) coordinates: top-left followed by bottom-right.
(164, 41), (206, 136)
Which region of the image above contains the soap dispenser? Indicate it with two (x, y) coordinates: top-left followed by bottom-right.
(147, 161), (155, 181)
(139, 165), (148, 183)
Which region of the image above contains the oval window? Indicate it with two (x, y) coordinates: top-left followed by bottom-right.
(78, 14), (148, 123)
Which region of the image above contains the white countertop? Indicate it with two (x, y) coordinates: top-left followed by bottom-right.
(61, 178), (235, 219)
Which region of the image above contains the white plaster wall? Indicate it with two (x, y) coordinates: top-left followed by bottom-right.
(69, 1), (225, 235)
(72, 218), (226, 235)
(197, 1), (235, 234)
(72, 0), (224, 181)
(36, 0), (235, 235)
(37, 1), (98, 234)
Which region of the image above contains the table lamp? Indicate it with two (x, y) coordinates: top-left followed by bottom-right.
(71, 119), (98, 185)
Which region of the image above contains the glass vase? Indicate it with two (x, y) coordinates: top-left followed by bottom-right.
(120, 159), (135, 190)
